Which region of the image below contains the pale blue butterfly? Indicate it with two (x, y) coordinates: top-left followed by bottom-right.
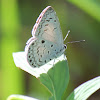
(25, 6), (68, 68)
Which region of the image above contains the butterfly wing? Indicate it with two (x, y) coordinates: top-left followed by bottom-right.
(25, 6), (65, 68)
(25, 38), (63, 67)
(32, 6), (63, 45)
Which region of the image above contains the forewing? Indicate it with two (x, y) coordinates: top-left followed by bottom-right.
(32, 6), (63, 44)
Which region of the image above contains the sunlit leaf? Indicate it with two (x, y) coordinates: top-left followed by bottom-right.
(66, 76), (100, 100)
(13, 52), (67, 78)
(39, 60), (69, 100)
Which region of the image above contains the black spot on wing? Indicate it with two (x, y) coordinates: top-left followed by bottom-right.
(51, 45), (53, 47)
(44, 29), (48, 32)
(54, 20), (56, 22)
(45, 60), (46, 63)
(49, 18), (52, 19)
(46, 20), (50, 22)
(45, 24), (48, 26)
(41, 40), (45, 43)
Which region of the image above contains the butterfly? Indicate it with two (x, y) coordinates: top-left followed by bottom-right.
(25, 6), (67, 68)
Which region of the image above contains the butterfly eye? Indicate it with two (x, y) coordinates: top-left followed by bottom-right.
(64, 45), (67, 49)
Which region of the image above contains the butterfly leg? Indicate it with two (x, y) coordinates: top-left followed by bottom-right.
(52, 58), (56, 67)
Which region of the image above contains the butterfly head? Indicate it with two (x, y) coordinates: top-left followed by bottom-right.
(64, 44), (67, 49)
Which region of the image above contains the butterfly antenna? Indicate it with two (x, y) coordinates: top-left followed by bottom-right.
(66, 40), (85, 45)
(64, 30), (70, 41)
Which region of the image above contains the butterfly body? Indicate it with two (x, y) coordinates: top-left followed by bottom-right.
(25, 6), (66, 68)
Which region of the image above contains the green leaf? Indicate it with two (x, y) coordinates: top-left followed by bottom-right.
(39, 60), (69, 100)
(13, 52), (67, 78)
(68, 0), (100, 22)
(66, 76), (100, 100)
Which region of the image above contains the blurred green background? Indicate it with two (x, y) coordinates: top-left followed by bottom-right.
(0, 0), (100, 100)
